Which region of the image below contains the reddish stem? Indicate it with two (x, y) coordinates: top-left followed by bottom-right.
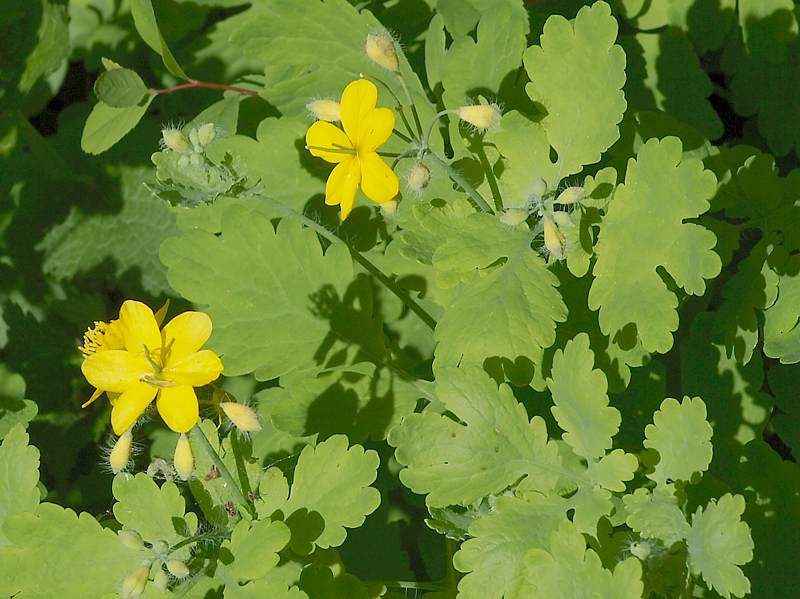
(153, 80), (259, 97)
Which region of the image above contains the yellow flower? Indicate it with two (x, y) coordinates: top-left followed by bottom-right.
(81, 300), (223, 435)
(306, 79), (399, 220)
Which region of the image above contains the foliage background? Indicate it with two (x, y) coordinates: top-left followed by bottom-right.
(1, 0), (799, 597)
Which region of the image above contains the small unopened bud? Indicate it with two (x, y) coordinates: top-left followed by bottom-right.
(543, 217), (566, 260)
(121, 565), (149, 598)
(173, 433), (193, 481)
(165, 559), (189, 579)
(196, 123), (216, 147)
(456, 104), (501, 131)
(150, 540), (169, 556)
(407, 162), (430, 193)
(307, 99), (341, 122)
(500, 208), (529, 226)
(555, 186), (584, 205)
(110, 429), (133, 474)
(221, 402), (262, 432)
(118, 529), (144, 551)
(380, 200), (398, 216)
(529, 177), (547, 199)
(153, 567), (169, 592)
(366, 31), (399, 72)
(161, 128), (190, 153)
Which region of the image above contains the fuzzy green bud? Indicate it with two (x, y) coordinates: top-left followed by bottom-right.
(196, 123), (216, 147)
(543, 217), (566, 260)
(307, 99), (341, 122)
(118, 529), (144, 551)
(380, 200), (398, 216)
(529, 177), (547, 199)
(555, 186), (585, 205)
(221, 402), (262, 433)
(500, 208), (529, 226)
(153, 567), (169, 592)
(110, 429), (133, 474)
(150, 540), (169, 556)
(456, 104), (501, 131)
(366, 31), (399, 72)
(161, 128), (190, 153)
(121, 565), (149, 598)
(173, 433), (193, 481)
(406, 162), (430, 193)
(165, 559), (189, 579)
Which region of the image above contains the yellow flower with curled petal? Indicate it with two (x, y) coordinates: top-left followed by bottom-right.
(80, 300), (223, 435)
(306, 79), (399, 220)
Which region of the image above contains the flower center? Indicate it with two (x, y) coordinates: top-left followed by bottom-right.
(140, 343), (176, 388)
(80, 321), (110, 356)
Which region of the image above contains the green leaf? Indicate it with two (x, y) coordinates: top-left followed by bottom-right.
(0, 503), (143, 599)
(523, 1), (627, 178)
(687, 494), (754, 599)
(93, 67), (149, 108)
(37, 167), (178, 296)
(524, 521), (643, 598)
(622, 486), (690, 547)
(0, 425), (40, 546)
(81, 95), (155, 154)
(160, 204), (355, 380)
(643, 397), (713, 486)
(129, 0), (189, 80)
(763, 251), (800, 363)
(281, 435), (381, 549)
(112, 473), (198, 553)
(0, 367), (36, 440)
(547, 334), (620, 460)
(588, 136), (721, 353)
(453, 494), (563, 599)
(388, 367), (561, 507)
(220, 519), (291, 583)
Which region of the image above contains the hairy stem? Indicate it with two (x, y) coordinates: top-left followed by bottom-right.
(427, 152), (494, 213)
(153, 80), (259, 97)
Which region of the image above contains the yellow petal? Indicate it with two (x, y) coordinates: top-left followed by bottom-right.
(306, 121), (354, 163)
(82, 387), (104, 409)
(157, 386), (199, 433)
(360, 152), (399, 204)
(162, 311), (212, 365)
(357, 107), (394, 152)
(340, 79), (377, 144)
(119, 300), (161, 356)
(81, 350), (151, 393)
(161, 349), (223, 387)
(111, 382), (157, 435)
(325, 158), (361, 220)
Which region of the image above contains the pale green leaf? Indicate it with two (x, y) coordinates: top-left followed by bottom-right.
(547, 333), (619, 460)
(388, 367), (561, 507)
(0, 425), (40, 546)
(524, 1), (627, 178)
(129, 0), (189, 79)
(220, 519), (291, 583)
(81, 95), (155, 154)
(0, 367), (37, 440)
(763, 252), (800, 363)
(283, 435), (380, 549)
(93, 67), (149, 108)
(525, 521), (643, 598)
(622, 486), (690, 547)
(687, 494), (754, 599)
(644, 397), (713, 486)
(160, 204), (355, 380)
(588, 136), (721, 353)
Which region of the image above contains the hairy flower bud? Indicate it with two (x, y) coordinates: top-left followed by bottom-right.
(555, 186), (585, 205)
(456, 104), (501, 131)
(196, 123), (216, 147)
(366, 31), (399, 72)
(307, 99), (341, 122)
(529, 177), (547, 200)
(380, 200), (398, 216)
(165, 559), (189, 579)
(500, 207), (529, 226)
(110, 429), (133, 474)
(161, 128), (190, 153)
(173, 433), (193, 481)
(543, 217), (566, 260)
(118, 529), (144, 551)
(150, 540), (169, 556)
(221, 402), (262, 433)
(121, 565), (149, 598)
(406, 162), (430, 194)
(153, 567), (169, 592)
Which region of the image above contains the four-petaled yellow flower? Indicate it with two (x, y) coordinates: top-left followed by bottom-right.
(80, 300), (223, 435)
(306, 79), (399, 220)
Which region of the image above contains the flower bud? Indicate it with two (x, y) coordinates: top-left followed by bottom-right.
(110, 429), (133, 474)
(406, 162), (431, 194)
(307, 99), (341, 122)
(380, 200), (398, 216)
(165, 559), (189, 579)
(118, 529), (144, 551)
(555, 186), (584, 205)
(161, 128), (191, 153)
(121, 565), (149, 598)
(500, 208), (529, 226)
(366, 31), (399, 72)
(456, 104), (501, 131)
(173, 433), (193, 481)
(543, 217), (566, 260)
(196, 123), (216, 147)
(153, 567), (169, 592)
(529, 177), (547, 199)
(221, 402), (262, 433)
(150, 540), (169, 556)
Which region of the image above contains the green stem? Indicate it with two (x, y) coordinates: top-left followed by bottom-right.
(376, 580), (446, 592)
(427, 152), (494, 213)
(259, 195), (438, 331)
(168, 528), (229, 554)
(190, 426), (256, 519)
(422, 109), (456, 155)
(396, 74), (423, 138)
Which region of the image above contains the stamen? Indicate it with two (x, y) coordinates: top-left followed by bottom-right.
(305, 144), (357, 155)
(140, 374), (177, 388)
(142, 343), (162, 373)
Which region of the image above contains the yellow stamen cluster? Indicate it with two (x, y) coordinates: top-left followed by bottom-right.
(80, 321), (110, 356)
